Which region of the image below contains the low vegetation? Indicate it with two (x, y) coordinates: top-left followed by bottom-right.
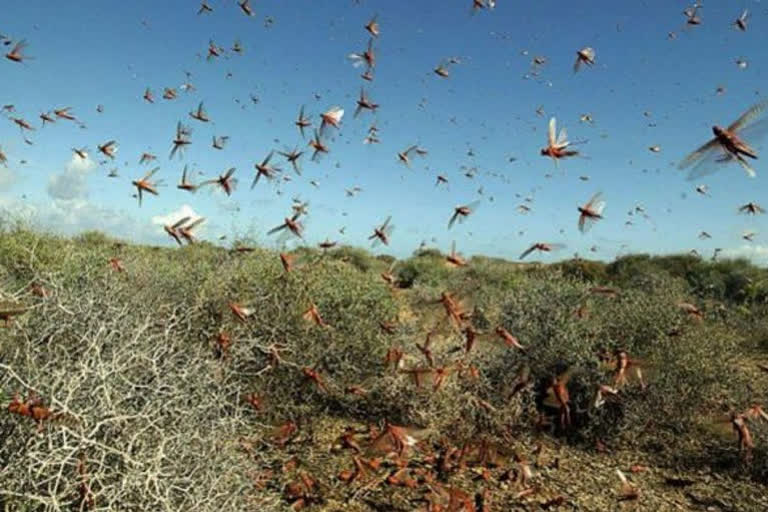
(1, 225), (768, 510)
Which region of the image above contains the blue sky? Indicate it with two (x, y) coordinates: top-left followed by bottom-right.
(1, 0), (768, 263)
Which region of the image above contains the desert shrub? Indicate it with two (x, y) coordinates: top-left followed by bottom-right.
(327, 245), (376, 273)
(483, 271), (750, 444)
(72, 229), (119, 247)
(396, 252), (455, 288)
(607, 254), (768, 306)
(554, 258), (607, 283)
(1, 228), (766, 510)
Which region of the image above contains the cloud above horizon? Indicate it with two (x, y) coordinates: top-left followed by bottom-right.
(46, 154), (96, 201)
(721, 244), (768, 266)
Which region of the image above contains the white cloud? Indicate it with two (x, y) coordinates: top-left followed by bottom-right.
(0, 196), (163, 244)
(0, 166), (17, 190)
(46, 154), (97, 200)
(152, 204), (212, 244)
(67, 154), (96, 174)
(151, 204), (205, 234)
(721, 244), (768, 266)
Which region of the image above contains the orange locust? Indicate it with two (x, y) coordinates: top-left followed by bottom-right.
(279, 252), (294, 273)
(272, 420), (298, 447)
(577, 191), (605, 233)
(445, 241), (467, 267)
(7, 392), (75, 431)
(319, 106), (344, 135)
(462, 325), (483, 354)
(384, 347), (404, 370)
(348, 39), (376, 73)
(519, 242), (565, 260)
(616, 469), (639, 501)
(318, 239), (337, 251)
(279, 147), (304, 175)
(734, 9), (749, 31)
(365, 14), (379, 37)
(143, 87), (154, 103)
(295, 105), (311, 138)
(238, 0), (255, 17)
(308, 129), (329, 161)
(169, 121), (192, 159)
(285, 471), (321, 509)
(367, 423), (431, 458)
(212, 135), (229, 150)
(544, 370), (573, 430)
(679, 100), (768, 179)
(678, 302), (703, 321)
(354, 88), (379, 118)
(609, 349), (646, 390)
(302, 366), (327, 392)
(54, 107), (77, 121)
(214, 331), (232, 359)
(200, 167), (237, 196)
(292, 199), (310, 216)
(434, 59), (453, 78)
(178, 217), (205, 244)
(72, 147), (88, 160)
(593, 384), (620, 409)
(229, 302), (253, 323)
(5, 40), (30, 63)
(436, 291), (468, 330)
(177, 165), (198, 192)
(345, 385), (367, 397)
(416, 329), (437, 367)
(164, 216), (190, 246)
(0, 146), (6, 167)
(379, 260), (398, 285)
(338, 456), (368, 484)
(363, 124), (380, 143)
(252, 150), (281, 188)
(495, 326), (526, 351)
(573, 47), (596, 72)
(738, 201), (765, 215)
(448, 200), (481, 229)
(683, 4), (702, 26)
(402, 365), (451, 391)
(162, 87), (178, 100)
(207, 40), (223, 61)
(0, 301), (28, 326)
(379, 320), (397, 335)
(397, 144), (427, 168)
(386, 467), (418, 488)
(541, 117), (583, 166)
(302, 303), (328, 328)
(189, 101), (210, 122)
(435, 175), (448, 187)
(471, 0), (489, 14)
(75, 453), (95, 510)
(11, 117), (35, 132)
(369, 216), (394, 246)
(732, 412), (754, 462)
(268, 212), (304, 239)
(39, 111), (55, 126)
(131, 167), (161, 206)
(28, 283), (51, 298)
(197, 1), (213, 14)
(139, 152), (156, 165)
(590, 286), (618, 297)
(108, 258), (124, 273)
(244, 392), (263, 412)
(509, 365), (531, 398)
